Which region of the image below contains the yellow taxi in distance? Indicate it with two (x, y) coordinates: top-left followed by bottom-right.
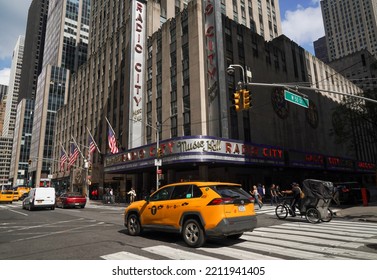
(124, 182), (257, 247)
(17, 186), (31, 197)
(0, 190), (14, 204)
(12, 191), (20, 201)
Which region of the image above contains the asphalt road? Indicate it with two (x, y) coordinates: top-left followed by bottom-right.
(1, 201), (377, 260)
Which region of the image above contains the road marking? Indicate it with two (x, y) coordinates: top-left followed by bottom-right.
(102, 251), (151, 260)
(8, 209), (28, 216)
(197, 246), (281, 260)
(240, 234), (377, 259)
(100, 220), (377, 260)
(143, 245), (219, 260)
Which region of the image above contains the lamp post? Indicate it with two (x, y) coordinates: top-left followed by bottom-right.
(130, 115), (176, 190)
(227, 64), (246, 87)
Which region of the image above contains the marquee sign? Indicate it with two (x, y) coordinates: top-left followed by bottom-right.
(128, 0), (146, 148)
(105, 136), (286, 172)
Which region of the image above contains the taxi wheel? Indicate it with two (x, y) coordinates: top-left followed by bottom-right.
(127, 213), (142, 236)
(182, 219), (205, 248)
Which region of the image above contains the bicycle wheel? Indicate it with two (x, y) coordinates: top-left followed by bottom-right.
(275, 204), (288, 219)
(321, 208), (333, 222)
(306, 208), (320, 223)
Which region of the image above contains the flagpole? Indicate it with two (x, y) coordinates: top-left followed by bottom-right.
(105, 116), (116, 136)
(60, 141), (68, 154)
(71, 135), (85, 159)
(86, 126), (101, 153)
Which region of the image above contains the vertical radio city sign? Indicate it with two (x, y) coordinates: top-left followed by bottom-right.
(203, 0), (228, 137)
(129, 0), (146, 148)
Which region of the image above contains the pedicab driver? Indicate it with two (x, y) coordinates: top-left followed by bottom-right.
(281, 182), (301, 216)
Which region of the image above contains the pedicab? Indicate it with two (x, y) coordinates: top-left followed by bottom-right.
(275, 179), (334, 223)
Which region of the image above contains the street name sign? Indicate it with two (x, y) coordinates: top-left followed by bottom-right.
(284, 90), (309, 108)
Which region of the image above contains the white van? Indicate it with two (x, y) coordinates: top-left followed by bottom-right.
(22, 187), (56, 210)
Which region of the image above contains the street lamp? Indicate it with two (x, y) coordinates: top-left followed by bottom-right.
(227, 64), (246, 86)
(130, 114), (176, 190)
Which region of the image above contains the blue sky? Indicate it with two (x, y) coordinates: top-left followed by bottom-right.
(0, 0), (325, 86)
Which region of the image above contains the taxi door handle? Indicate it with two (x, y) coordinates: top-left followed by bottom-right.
(157, 205), (164, 209)
(181, 202), (188, 206)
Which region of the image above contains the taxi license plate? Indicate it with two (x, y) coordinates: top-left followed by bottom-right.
(238, 205), (246, 212)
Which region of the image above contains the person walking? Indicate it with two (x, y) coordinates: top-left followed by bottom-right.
(270, 184), (277, 206)
(257, 184), (264, 203)
(250, 185), (263, 209)
(127, 187), (137, 203)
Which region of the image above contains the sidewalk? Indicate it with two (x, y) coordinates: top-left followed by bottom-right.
(334, 202), (377, 223)
(87, 199), (127, 208)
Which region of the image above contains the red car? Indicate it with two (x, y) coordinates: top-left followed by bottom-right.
(56, 192), (86, 208)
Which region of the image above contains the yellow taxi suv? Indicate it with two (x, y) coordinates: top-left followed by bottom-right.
(124, 182), (257, 247)
(0, 190), (14, 204)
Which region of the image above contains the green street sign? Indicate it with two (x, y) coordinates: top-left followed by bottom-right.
(284, 90), (309, 108)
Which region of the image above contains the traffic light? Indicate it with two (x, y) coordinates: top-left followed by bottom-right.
(157, 148), (163, 158)
(28, 159), (32, 165)
(233, 90), (243, 112)
(243, 90), (251, 109)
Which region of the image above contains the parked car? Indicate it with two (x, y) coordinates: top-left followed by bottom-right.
(124, 181), (257, 248)
(22, 187), (56, 210)
(56, 192), (86, 209)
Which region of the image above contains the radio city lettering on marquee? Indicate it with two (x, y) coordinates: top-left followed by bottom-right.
(305, 154), (324, 164)
(357, 161), (376, 170)
(105, 137), (285, 166)
(133, 2), (144, 109)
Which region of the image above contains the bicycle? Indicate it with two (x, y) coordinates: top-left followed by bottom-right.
(275, 193), (334, 223)
(275, 194), (300, 219)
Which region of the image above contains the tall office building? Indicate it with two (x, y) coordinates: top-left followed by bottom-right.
(18, 0), (49, 102)
(51, 0), (375, 200)
(0, 85), (8, 135)
(9, 99), (35, 186)
(29, 0), (90, 187)
(10, 0), (49, 186)
(1, 36), (24, 186)
(2, 36), (24, 137)
(321, 0), (377, 61)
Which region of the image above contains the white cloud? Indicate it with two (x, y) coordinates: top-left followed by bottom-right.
(0, 68), (10, 86)
(281, 4), (325, 52)
(0, 0), (31, 60)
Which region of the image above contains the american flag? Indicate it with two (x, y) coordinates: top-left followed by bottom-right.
(68, 143), (79, 168)
(60, 148), (67, 171)
(108, 127), (119, 154)
(88, 134), (96, 154)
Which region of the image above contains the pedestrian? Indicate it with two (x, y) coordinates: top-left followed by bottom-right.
(275, 184), (282, 203)
(270, 184), (277, 206)
(128, 187), (137, 203)
(250, 185), (263, 209)
(257, 184), (264, 203)
(332, 185), (341, 206)
(282, 182), (302, 216)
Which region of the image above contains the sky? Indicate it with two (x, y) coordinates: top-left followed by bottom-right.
(0, 0), (325, 86)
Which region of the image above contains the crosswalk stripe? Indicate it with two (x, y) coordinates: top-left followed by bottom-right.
(244, 230), (365, 249)
(143, 245), (219, 260)
(239, 238), (348, 259)
(100, 220), (377, 260)
(270, 224), (375, 238)
(102, 251), (151, 260)
(240, 234), (377, 259)
(253, 227), (375, 243)
(197, 246), (281, 260)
